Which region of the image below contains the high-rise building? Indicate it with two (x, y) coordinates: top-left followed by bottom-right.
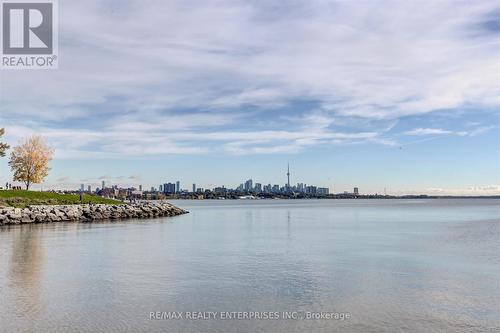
(354, 187), (359, 195)
(101, 181), (105, 189)
(163, 183), (176, 194)
(254, 183), (262, 192)
(244, 179), (253, 191)
(286, 163), (290, 189)
(80, 184), (85, 192)
(305, 186), (317, 194)
(159, 184), (163, 192)
(139, 185), (142, 191)
(87, 185), (91, 193)
(192, 184), (196, 193)
(317, 187), (329, 195)
(176, 181), (180, 193)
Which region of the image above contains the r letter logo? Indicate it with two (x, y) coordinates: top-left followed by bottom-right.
(1, 0), (58, 69)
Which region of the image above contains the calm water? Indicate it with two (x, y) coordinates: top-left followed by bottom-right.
(0, 199), (499, 333)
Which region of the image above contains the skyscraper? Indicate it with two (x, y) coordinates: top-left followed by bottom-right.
(164, 183), (176, 194)
(287, 163), (290, 189)
(244, 179), (253, 191)
(317, 187), (329, 195)
(87, 185), (91, 193)
(101, 180), (105, 189)
(192, 184), (196, 193)
(80, 184), (85, 192)
(354, 187), (359, 195)
(176, 181), (180, 193)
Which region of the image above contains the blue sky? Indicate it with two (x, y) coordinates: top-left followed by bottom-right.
(0, 0), (499, 194)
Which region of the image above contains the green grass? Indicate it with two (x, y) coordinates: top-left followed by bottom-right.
(0, 190), (121, 208)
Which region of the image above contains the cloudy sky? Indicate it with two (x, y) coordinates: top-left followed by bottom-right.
(0, 0), (499, 194)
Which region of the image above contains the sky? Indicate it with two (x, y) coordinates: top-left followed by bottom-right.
(0, 0), (499, 195)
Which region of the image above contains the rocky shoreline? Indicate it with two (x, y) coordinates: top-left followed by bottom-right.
(0, 202), (188, 226)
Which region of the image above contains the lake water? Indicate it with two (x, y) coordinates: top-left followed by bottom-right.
(1, 199), (499, 332)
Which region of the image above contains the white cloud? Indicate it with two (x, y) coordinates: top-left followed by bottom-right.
(404, 126), (495, 137)
(0, 0), (498, 157)
(404, 128), (467, 136)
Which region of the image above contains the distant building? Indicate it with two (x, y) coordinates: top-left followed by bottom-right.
(214, 186), (226, 193)
(176, 181), (180, 193)
(163, 183), (176, 194)
(101, 181), (105, 189)
(192, 184), (196, 193)
(236, 184), (244, 191)
(286, 163), (291, 189)
(317, 187), (329, 195)
(254, 183), (262, 192)
(159, 184), (163, 192)
(80, 184), (85, 192)
(306, 186), (317, 194)
(131, 189), (143, 197)
(139, 185), (142, 191)
(87, 185), (91, 193)
(354, 187), (359, 195)
(244, 179), (253, 191)
(272, 184), (280, 193)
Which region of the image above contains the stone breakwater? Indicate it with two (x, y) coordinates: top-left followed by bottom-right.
(0, 202), (188, 226)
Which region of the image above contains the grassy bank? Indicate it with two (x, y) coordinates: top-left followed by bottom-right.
(0, 190), (121, 208)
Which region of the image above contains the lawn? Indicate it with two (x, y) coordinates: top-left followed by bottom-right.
(0, 190), (121, 208)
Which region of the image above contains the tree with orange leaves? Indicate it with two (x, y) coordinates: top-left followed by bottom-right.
(9, 135), (54, 190)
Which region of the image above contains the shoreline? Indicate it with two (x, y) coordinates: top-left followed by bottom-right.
(164, 196), (500, 200)
(0, 202), (188, 226)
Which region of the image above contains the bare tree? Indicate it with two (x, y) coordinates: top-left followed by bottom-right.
(9, 135), (54, 190)
(0, 128), (9, 157)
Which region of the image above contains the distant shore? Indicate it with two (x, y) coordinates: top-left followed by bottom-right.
(161, 194), (500, 200)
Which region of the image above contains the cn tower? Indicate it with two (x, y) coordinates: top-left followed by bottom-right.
(287, 163), (290, 188)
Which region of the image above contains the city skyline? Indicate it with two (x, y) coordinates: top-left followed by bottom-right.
(73, 164), (334, 194)
(14, 158), (497, 197)
(1, 149), (499, 195)
(0, 0), (499, 195)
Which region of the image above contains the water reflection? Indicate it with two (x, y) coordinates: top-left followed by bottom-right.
(0, 199), (499, 333)
(8, 225), (44, 318)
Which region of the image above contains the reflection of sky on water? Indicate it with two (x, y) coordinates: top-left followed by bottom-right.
(0, 199), (499, 332)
